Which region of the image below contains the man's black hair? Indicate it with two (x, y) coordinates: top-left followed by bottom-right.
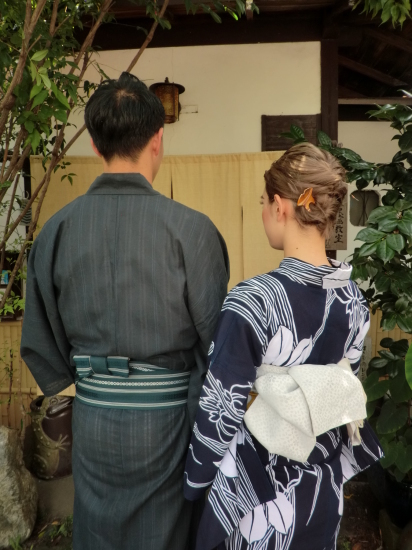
(84, 72), (165, 161)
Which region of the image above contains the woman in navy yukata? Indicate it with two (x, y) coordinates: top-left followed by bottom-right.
(184, 143), (383, 550)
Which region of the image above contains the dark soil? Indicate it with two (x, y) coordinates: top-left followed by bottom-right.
(337, 479), (382, 550)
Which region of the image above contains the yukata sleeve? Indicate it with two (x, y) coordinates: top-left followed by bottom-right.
(183, 216), (230, 426)
(21, 225), (74, 396)
(184, 283), (266, 501)
(344, 285), (371, 376)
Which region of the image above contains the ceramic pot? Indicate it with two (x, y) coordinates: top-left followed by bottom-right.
(30, 395), (73, 479)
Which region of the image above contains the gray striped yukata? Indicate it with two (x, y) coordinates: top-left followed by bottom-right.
(21, 173), (229, 550)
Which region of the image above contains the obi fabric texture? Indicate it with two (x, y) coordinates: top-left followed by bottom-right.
(184, 258), (383, 550)
(244, 359), (367, 462)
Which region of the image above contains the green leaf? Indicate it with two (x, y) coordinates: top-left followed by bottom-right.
(355, 228), (386, 243)
(390, 372), (412, 403)
(29, 83), (43, 100)
(382, 313), (397, 332)
(24, 120), (35, 133)
(390, 339), (410, 357)
(31, 89), (48, 110)
(363, 371), (390, 401)
(397, 219), (412, 237)
(395, 199), (412, 212)
(376, 399), (408, 434)
(381, 337), (394, 348)
(29, 60), (37, 81)
(29, 129), (41, 153)
(379, 350), (397, 361)
(395, 297), (409, 314)
(31, 49), (48, 62)
(387, 233), (406, 252)
(368, 206), (397, 223)
(358, 242), (378, 256)
(54, 110), (68, 124)
(367, 399), (378, 418)
(50, 82), (70, 110)
(377, 217), (399, 232)
(370, 356), (389, 369)
(317, 131), (332, 147)
(290, 125), (305, 140)
(376, 239), (395, 263)
(395, 444), (412, 474)
(399, 132), (412, 153)
(380, 439), (399, 468)
(397, 316), (412, 333)
(384, 190), (401, 205)
(405, 343), (412, 391)
(40, 73), (51, 90)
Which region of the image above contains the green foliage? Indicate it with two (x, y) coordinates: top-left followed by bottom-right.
(38, 515), (73, 543)
(363, 337), (412, 481)
(355, 0), (411, 25)
(282, 105), (412, 480)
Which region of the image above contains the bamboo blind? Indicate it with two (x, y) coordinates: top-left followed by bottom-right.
(0, 321), (36, 430)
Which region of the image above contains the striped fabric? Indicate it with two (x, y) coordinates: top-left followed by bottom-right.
(74, 356), (190, 410)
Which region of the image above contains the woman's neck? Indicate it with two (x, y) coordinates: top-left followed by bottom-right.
(283, 222), (330, 267)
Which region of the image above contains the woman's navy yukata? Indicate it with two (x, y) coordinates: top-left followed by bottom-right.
(184, 258), (383, 550)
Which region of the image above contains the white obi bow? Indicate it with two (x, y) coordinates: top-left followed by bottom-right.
(244, 359), (367, 463)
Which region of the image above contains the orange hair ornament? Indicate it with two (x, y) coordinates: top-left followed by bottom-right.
(297, 187), (316, 211)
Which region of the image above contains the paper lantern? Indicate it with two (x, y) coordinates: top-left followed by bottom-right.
(149, 78), (185, 124)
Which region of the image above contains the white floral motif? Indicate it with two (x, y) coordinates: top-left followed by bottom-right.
(262, 325), (313, 367)
(239, 493), (294, 543)
(199, 371), (251, 443)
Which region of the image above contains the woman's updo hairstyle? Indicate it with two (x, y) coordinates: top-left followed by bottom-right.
(264, 142), (347, 236)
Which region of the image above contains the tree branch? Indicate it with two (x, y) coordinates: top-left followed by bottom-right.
(0, 0), (48, 136)
(0, 117), (14, 182)
(126, 0), (170, 73)
(0, 172), (21, 278)
(70, 0), (113, 76)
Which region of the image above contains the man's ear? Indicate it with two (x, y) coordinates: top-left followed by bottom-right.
(91, 138), (102, 158)
(153, 128), (164, 157)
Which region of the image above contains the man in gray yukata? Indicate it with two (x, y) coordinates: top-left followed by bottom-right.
(21, 72), (229, 550)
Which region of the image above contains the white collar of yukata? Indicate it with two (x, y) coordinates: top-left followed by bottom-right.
(276, 257), (352, 289)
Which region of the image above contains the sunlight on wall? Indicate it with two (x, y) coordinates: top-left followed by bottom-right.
(66, 42), (321, 157)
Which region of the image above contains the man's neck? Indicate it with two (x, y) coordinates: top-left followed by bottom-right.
(101, 156), (153, 185)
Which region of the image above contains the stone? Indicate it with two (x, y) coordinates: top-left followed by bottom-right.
(0, 426), (38, 549)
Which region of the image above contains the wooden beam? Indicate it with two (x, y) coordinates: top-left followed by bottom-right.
(339, 97), (412, 105)
(76, 12), (323, 50)
(111, 0), (336, 17)
(321, 39), (338, 140)
(364, 27), (412, 55)
(338, 55), (408, 87)
(339, 85), (366, 99)
(330, 0), (354, 17)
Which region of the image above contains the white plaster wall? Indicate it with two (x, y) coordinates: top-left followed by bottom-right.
(66, 42), (321, 156)
(337, 121), (399, 263)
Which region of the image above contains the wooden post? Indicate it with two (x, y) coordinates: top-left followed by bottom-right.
(321, 38), (338, 141)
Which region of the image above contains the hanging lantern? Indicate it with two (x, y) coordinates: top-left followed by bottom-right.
(149, 78), (185, 124)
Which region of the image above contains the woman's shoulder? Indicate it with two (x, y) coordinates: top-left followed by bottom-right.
(224, 271), (286, 309)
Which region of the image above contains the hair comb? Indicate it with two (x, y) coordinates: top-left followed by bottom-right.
(297, 188), (316, 211)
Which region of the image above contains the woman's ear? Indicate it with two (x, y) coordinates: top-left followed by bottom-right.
(273, 194), (286, 221)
